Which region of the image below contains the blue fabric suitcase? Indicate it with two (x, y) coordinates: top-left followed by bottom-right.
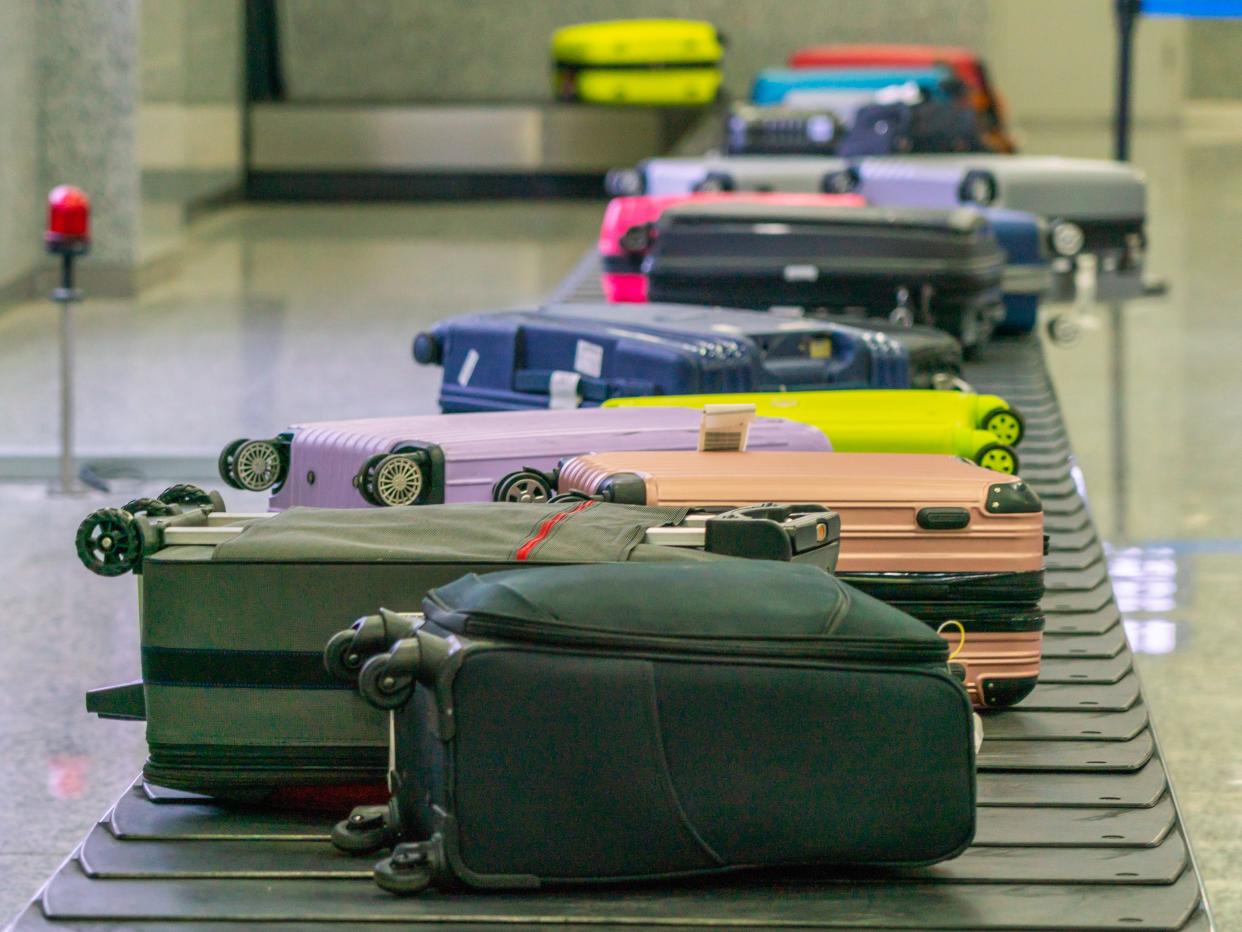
(751, 67), (955, 106)
(412, 303), (912, 413)
(980, 208), (1050, 334)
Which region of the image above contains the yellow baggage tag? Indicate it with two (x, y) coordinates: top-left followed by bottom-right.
(808, 337), (833, 359)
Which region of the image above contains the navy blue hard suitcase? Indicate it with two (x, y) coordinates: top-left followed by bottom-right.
(980, 208), (1050, 334)
(412, 303), (914, 413)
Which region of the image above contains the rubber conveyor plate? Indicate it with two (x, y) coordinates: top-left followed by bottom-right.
(10, 252), (1212, 930)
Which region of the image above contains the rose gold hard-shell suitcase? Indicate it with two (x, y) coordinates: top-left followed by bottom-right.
(554, 450), (1044, 707)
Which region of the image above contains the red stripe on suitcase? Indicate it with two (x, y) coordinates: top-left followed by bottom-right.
(515, 501), (597, 561)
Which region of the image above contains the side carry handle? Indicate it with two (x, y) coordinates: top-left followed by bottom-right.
(705, 503), (840, 571)
(357, 630), (452, 711)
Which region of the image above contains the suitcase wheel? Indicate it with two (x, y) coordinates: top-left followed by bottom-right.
(1047, 313), (1081, 346)
(332, 804), (396, 855)
(691, 171), (735, 193)
(974, 442), (1018, 476)
(323, 628), (366, 682)
(219, 438), (284, 492)
(358, 654), (415, 710)
(120, 497), (175, 518)
(980, 407), (1025, 446)
(411, 332), (441, 365)
(1048, 219), (1085, 258)
(358, 452), (428, 508)
(492, 469), (553, 504)
(75, 508), (142, 577)
(158, 483), (215, 509)
(604, 167), (644, 197)
(374, 842), (437, 896)
(957, 169), (996, 206)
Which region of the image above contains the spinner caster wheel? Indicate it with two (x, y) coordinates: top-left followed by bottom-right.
(1047, 314), (1080, 346)
(332, 805), (393, 855)
(158, 483), (214, 508)
(981, 407), (1025, 446)
(374, 846), (434, 895)
(493, 469), (553, 504)
(75, 508), (143, 576)
(359, 453), (428, 507)
(358, 655), (415, 710)
(975, 443), (1019, 476)
(220, 439), (284, 492)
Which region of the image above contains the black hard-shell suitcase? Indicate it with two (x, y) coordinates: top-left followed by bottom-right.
(838, 100), (988, 157)
(342, 561), (976, 893)
(74, 488), (839, 799)
(644, 201), (1006, 357)
(723, 104), (844, 156)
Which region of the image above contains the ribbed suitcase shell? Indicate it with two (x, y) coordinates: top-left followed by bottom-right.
(416, 303), (912, 412)
(555, 450), (1046, 706)
(844, 155), (1146, 264)
(608, 155), (850, 198)
(603, 388), (1021, 471)
(751, 66), (954, 106)
(551, 19), (723, 105)
(597, 191), (865, 301)
(267, 408), (830, 510)
(644, 201), (1006, 353)
(786, 44), (1016, 153)
(556, 450), (1042, 574)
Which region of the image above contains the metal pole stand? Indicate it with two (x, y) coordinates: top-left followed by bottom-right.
(48, 250), (86, 497)
(1113, 0), (1142, 163)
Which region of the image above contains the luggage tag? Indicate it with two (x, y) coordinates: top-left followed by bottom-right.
(937, 619), (981, 752)
(548, 370), (583, 409)
(699, 403), (756, 452)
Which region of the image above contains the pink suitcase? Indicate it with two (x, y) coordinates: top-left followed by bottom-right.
(550, 449), (1045, 707)
(217, 407), (831, 510)
(599, 192), (866, 302)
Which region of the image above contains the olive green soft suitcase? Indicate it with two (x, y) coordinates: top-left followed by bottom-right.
(73, 487), (837, 800)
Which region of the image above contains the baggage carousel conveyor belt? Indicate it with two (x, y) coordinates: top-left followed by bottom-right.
(8, 252), (1213, 931)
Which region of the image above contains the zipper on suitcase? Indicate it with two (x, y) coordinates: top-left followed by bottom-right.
(446, 617), (948, 665)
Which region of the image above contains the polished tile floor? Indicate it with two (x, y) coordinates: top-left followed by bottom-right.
(0, 124), (1240, 926)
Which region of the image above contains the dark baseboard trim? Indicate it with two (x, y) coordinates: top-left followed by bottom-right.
(245, 170), (608, 201)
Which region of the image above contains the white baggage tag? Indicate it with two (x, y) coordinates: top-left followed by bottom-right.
(699, 403), (756, 452)
(548, 370), (582, 409)
(456, 348), (479, 386)
(573, 339), (604, 378)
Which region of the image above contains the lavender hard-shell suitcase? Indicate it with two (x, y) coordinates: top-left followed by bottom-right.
(833, 155), (1147, 271)
(220, 407), (831, 509)
(605, 155), (850, 198)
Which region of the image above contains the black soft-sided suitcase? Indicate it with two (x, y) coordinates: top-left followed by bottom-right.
(644, 201), (1006, 357)
(344, 561), (976, 894)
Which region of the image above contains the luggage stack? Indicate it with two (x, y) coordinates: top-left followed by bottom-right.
(22, 24), (1205, 932)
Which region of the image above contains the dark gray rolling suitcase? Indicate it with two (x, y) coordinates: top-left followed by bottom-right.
(645, 201), (1006, 357)
(340, 561), (975, 893)
(74, 488), (839, 800)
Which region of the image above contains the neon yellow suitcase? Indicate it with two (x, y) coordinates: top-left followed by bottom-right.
(605, 389), (1024, 474)
(551, 19), (724, 106)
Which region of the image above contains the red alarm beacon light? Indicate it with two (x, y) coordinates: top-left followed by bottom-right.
(45, 186), (90, 254)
